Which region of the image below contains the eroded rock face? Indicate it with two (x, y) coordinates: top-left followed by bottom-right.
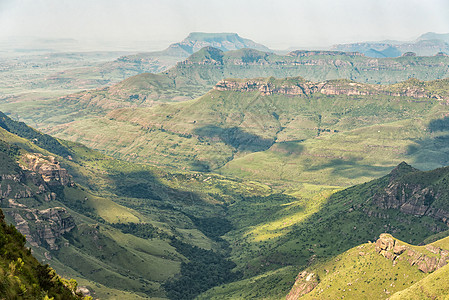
(214, 79), (319, 96)
(286, 270), (319, 300)
(371, 182), (449, 226)
(287, 50), (364, 57)
(20, 153), (72, 186)
(375, 233), (395, 252)
(12, 207), (75, 250)
(0, 151), (76, 252)
(375, 234), (448, 274)
(0, 153), (72, 206)
(213, 78), (446, 100)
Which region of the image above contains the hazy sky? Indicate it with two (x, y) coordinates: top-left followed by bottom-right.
(1, 0), (448, 50)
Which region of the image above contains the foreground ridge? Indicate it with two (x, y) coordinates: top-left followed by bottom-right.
(287, 233), (449, 299)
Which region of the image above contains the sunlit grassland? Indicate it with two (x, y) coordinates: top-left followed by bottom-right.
(48, 81), (448, 177)
(64, 187), (143, 223)
(390, 264), (449, 299)
(45, 84), (449, 298)
(300, 242), (426, 299)
(219, 110), (447, 189)
(299, 235), (449, 299)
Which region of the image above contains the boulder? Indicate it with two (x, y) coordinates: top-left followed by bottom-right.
(286, 271), (319, 300)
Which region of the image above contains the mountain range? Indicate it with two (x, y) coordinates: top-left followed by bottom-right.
(46, 32), (271, 90)
(5, 45), (449, 131)
(332, 32), (449, 57)
(45, 77), (449, 177)
(2, 31), (449, 299)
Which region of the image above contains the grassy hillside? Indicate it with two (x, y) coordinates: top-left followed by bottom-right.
(0, 141), (82, 299)
(0, 111), (283, 299)
(3, 47), (449, 129)
(4, 73), (449, 299)
(7, 75), (449, 298)
(199, 162), (449, 299)
(47, 77), (449, 180)
(287, 234), (449, 299)
(9, 103), (447, 299)
(390, 264), (449, 299)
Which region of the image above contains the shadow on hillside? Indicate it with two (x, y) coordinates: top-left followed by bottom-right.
(111, 170), (203, 205)
(306, 158), (392, 180)
(190, 160), (212, 172)
(428, 116), (449, 132)
(270, 141), (304, 156)
(194, 125), (274, 152)
(406, 116), (449, 170)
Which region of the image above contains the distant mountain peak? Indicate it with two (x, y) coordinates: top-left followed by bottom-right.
(332, 32), (449, 57)
(185, 32), (240, 41)
(184, 46), (225, 64)
(388, 161), (419, 180)
(165, 32), (270, 56)
(417, 32), (449, 43)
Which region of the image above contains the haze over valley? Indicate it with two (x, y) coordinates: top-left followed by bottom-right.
(1, 0), (449, 299)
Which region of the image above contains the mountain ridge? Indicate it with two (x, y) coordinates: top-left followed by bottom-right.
(21, 47), (449, 130)
(332, 32), (449, 57)
(287, 233), (449, 299)
(47, 76), (449, 174)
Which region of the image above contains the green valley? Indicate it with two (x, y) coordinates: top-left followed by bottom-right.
(2, 27), (449, 300)
(0, 111), (280, 299)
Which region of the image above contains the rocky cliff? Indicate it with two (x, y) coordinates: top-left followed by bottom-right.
(213, 78), (449, 100)
(368, 163), (449, 226)
(287, 234), (449, 299)
(12, 207), (75, 250)
(286, 270), (319, 300)
(0, 151), (76, 252)
(375, 234), (448, 273)
(20, 153), (72, 186)
(287, 50), (364, 57)
(0, 208), (81, 299)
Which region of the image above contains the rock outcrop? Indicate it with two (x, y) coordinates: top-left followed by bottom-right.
(375, 234), (448, 273)
(370, 174), (449, 226)
(20, 153), (72, 186)
(12, 207), (75, 250)
(213, 78), (448, 100)
(0, 152), (76, 251)
(0, 153), (72, 206)
(213, 79), (319, 96)
(287, 50), (364, 57)
(286, 270), (319, 300)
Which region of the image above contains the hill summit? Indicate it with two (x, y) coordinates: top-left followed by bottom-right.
(164, 32), (271, 56)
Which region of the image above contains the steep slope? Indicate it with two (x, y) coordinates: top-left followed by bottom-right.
(0, 141), (83, 299)
(390, 264), (449, 299)
(0, 209), (82, 299)
(390, 233), (449, 300)
(15, 100), (449, 299)
(48, 77), (449, 176)
(198, 162), (449, 299)
(0, 111), (285, 299)
(287, 234), (449, 299)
